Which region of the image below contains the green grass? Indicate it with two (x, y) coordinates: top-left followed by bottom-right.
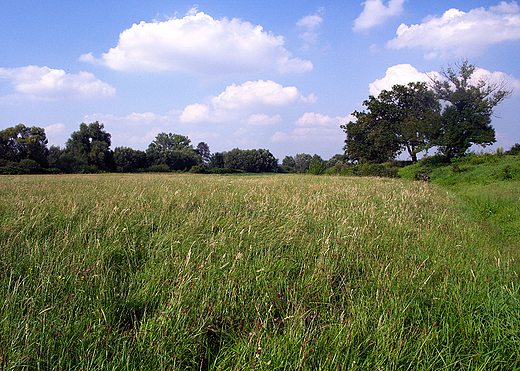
(1, 172), (519, 370)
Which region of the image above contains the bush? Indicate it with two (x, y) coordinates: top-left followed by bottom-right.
(506, 143), (520, 156)
(189, 164), (207, 174)
(148, 164), (171, 173)
(354, 163), (399, 178)
(308, 160), (325, 175)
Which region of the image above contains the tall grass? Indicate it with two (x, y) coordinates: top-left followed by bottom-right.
(1, 173), (519, 369)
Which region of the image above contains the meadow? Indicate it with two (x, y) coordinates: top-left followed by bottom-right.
(1, 171), (519, 370)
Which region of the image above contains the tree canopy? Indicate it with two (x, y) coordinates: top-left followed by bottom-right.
(431, 60), (512, 158)
(342, 82), (440, 163)
(342, 61), (512, 163)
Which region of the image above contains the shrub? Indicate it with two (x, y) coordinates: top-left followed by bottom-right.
(308, 160), (325, 175)
(148, 164), (171, 172)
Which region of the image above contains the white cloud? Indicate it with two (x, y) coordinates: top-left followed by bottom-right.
(80, 10), (312, 75)
(354, 0), (406, 31)
(180, 80), (316, 123)
(369, 64), (441, 96)
(44, 123), (65, 135)
(243, 114), (282, 126)
(369, 64), (520, 97)
(470, 68), (520, 93)
(0, 66), (115, 101)
(387, 2), (520, 58)
(297, 10), (324, 49)
(272, 112), (351, 143)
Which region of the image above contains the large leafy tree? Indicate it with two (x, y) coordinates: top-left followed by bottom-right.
(341, 101), (400, 164)
(294, 153), (312, 172)
(379, 82), (441, 162)
(223, 148), (278, 173)
(195, 142), (211, 165)
(342, 82), (440, 163)
(432, 60), (512, 158)
(114, 147), (147, 172)
(146, 133), (200, 171)
(0, 124), (49, 167)
(63, 121), (113, 172)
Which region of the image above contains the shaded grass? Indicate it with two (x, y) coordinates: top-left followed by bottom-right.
(0, 173), (519, 369)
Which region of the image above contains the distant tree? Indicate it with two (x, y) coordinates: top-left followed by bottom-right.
(195, 142), (211, 166)
(308, 159), (325, 175)
(0, 124), (49, 168)
(243, 149), (278, 173)
(114, 147), (147, 172)
(63, 121), (113, 172)
(432, 60), (512, 158)
(294, 153), (312, 172)
(282, 155), (295, 167)
(223, 148), (245, 171)
(209, 152), (225, 169)
(222, 148), (278, 172)
(146, 133), (200, 171)
(149, 133), (192, 151)
(282, 155), (296, 172)
(326, 154), (346, 168)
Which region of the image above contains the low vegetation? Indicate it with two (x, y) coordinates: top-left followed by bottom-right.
(1, 156), (519, 368)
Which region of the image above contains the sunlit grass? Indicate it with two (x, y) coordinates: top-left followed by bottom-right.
(1, 173), (519, 369)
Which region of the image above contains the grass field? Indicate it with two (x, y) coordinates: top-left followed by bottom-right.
(1, 172), (519, 370)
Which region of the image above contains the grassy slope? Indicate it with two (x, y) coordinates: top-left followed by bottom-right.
(0, 171), (519, 370)
(399, 153), (520, 253)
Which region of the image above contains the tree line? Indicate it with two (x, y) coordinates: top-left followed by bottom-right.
(2, 61), (515, 175)
(342, 60), (513, 163)
(0, 122), (281, 174)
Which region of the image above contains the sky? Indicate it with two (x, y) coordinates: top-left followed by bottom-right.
(1, 0), (520, 161)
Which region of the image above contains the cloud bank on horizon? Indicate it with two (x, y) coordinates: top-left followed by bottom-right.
(1, 1), (519, 159)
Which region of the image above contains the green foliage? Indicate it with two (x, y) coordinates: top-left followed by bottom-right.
(342, 82), (440, 163)
(208, 152), (225, 169)
(308, 159), (325, 175)
(146, 132), (200, 171)
(222, 148), (278, 173)
(506, 143), (520, 156)
(353, 162), (400, 178)
(294, 153), (312, 172)
(0, 124), (49, 168)
(148, 164), (170, 172)
(325, 154), (346, 168)
(432, 60), (512, 158)
(341, 104), (401, 164)
(114, 146), (147, 173)
(62, 121), (113, 173)
(195, 142), (211, 165)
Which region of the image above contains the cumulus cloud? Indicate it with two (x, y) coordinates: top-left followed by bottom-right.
(297, 9), (324, 49)
(354, 0), (406, 31)
(369, 64), (441, 96)
(44, 123), (65, 136)
(80, 10), (312, 75)
(243, 114), (282, 126)
(180, 80), (316, 123)
(271, 112), (351, 143)
(369, 63), (520, 97)
(0, 66), (115, 101)
(470, 67), (520, 93)
(387, 2), (520, 58)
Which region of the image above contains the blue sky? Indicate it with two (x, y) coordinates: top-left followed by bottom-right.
(1, 0), (519, 161)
